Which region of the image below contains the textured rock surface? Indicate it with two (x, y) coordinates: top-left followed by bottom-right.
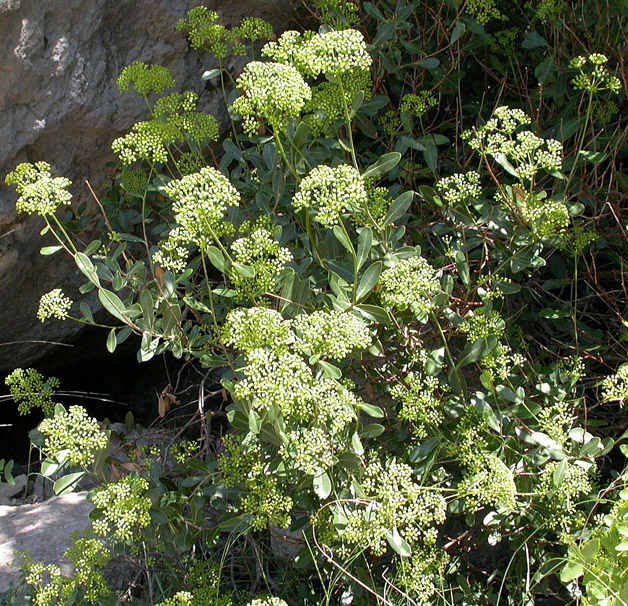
(0, 0), (296, 373)
(0, 491), (93, 593)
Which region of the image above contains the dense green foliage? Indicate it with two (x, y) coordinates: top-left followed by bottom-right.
(3, 1), (628, 604)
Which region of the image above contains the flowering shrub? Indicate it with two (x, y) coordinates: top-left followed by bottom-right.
(3, 1), (628, 605)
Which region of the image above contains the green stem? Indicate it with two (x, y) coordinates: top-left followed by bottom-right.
(274, 129), (299, 181)
(50, 215), (78, 254)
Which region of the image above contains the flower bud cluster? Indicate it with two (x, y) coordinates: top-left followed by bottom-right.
(538, 400), (572, 445)
(466, 0), (501, 24)
(394, 546), (449, 604)
(379, 256), (440, 321)
(5, 367), (59, 417)
(463, 106), (563, 182)
(458, 454), (517, 512)
(234, 349), (314, 418)
(480, 342), (525, 380)
(460, 308), (505, 341)
(570, 54), (621, 94)
(262, 29), (371, 78)
(112, 120), (180, 165)
(230, 228), (293, 299)
(291, 309), (372, 360)
(283, 427), (335, 474)
(236, 18), (274, 43)
(292, 164), (367, 227)
(165, 167), (241, 247)
(436, 171), (482, 205)
(176, 8), (231, 56)
(400, 91), (438, 119)
(303, 67), (372, 137)
(152, 232), (190, 273)
(538, 460), (594, 513)
(155, 591), (194, 606)
(39, 405), (108, 467)
(519, 193), (570, 238)
(37, 289), (73, 322)
(233, 61), (312, 135)
(343, 458), (446, 555)
(6, 161), (72, 216)
(241, 464), (294, 530)
(91, 476), (151, 541)
(63, 535), (112, 603)
(392, 370), (443, 439)
(153, 92), (220, 146)
(23, 562), (63, 606)
(247, 597), (289, 606)
(315, 0), (360, 27)
(117, 62), (175, 95)
(222, 307), (294, 353)
(601, 364), (628, 404)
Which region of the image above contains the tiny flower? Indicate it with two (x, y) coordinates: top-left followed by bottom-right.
(379, 256), (441, 320)
(39, 405), (108, 467)
(232, 61), (312, 134)
(6, 162), (72, 216)
(37, 289), (73, 322)
(117, 62), (175, 95)
(292, 164), (367, 226)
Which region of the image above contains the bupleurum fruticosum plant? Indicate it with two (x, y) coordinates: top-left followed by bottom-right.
(4, 2), (628, 605)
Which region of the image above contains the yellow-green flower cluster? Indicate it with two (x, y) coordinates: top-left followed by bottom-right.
(120, 168), (148, 195)
(236, 17), (274, 43)
(171, 439), (199, 464)
(221, 307), (294, 354)
(233, 61), (312, 134)
(292, 164), (367, 226)
(155, 591), (194, 606)
(481, 342), (525, 380)
(176, 7), (244, 58)
(519, 193), (570, 238)
(39, 405), (108, 467)
(538, 400), (573, 446)
(379, 256), (440, 321)
(436, 171), (482, 205)
(233, 348), (314, 417)
(262, 29), (371, 78)
(230, 228), (293, 299)
(23, 562), (63, 606)
(291, 310), (372, 360)
(392, 371), (443, 439)
(400, 91), (438, 119)
(5, 367), (59, 417)
(165, 167), (240, 247)
(153, 92), (219, 146)
(458, 454), (517, 512)
(63, 535), (112, 604)
(112, 120), (180, 165)
(117, 61), (175, 95)
(460, 308), (505, 341)
(538, 461), (594, 513)
(531, 0), (565, 22)
(307, 379), (359, 434)
(241, 462), (294, 530)
(394, 546), (449, 604)
(570, 53), (621, 94)
(283, 427), (335, 474)
(314, 0), (360, 27)
(37, 288), (73, 322)
(152, 230), (190, 273)
(246, 598), (289, 606)
(466, 0), (501, 24)
(299, 29), (372, 77)
(343, 458), (446, 555)
(601, 364), (628, 404)
(463, 106), (563, 182)
(91, 476), (151, 541)
(6, 161), (72, 216)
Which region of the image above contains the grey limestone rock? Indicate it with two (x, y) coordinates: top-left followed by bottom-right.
(0, 491), (93, 593)
(0, 0), (296, 373)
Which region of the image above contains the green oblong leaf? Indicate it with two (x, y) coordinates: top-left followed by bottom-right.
(362, 152), (401, 179)
(53, 472), (85, 496)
